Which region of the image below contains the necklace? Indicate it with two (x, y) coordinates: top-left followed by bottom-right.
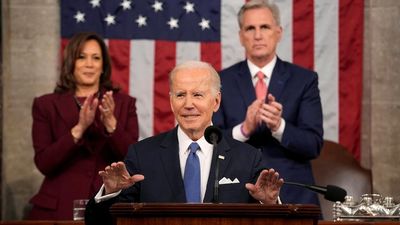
(73, 95), (83, 109)
(73, 92), (101, 109)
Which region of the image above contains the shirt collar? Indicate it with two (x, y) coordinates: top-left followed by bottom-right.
(177, 126), (213, 155)
(247, 55), (277, 80)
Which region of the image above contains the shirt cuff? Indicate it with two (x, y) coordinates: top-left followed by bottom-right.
(271, 119), (285, 143)
(277, 196), (282, 204)
(232, 123), (249, 142)
(94, 184), (122, 203)
(259, 196), (282, 204)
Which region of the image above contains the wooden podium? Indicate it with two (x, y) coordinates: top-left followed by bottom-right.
(110, 203), (320, 225)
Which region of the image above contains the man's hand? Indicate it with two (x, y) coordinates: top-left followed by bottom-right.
(245, 168), (284, 204)
(242, 99), (264, 136)
(258, 94), (283, 132)
(99, 161), (145, 195)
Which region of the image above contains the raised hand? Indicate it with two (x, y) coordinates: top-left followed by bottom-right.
(99, 161), (145, 195)
(99, 91), (117, 134)
(245, 168), (284, 204)
(258, 94), (283, 132)
(242, 98), (264, 136)
(71, 94), (99, 142)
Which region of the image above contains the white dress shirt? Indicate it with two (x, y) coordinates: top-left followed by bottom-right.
(177, 126), (214, 202)
(95, 125), (214, 203)
(232, 56), (285, 143)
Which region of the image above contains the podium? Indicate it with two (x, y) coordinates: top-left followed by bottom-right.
(110, 203), (320, 225)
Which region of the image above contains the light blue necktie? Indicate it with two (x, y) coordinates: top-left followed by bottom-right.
(183, 142), (201, 203)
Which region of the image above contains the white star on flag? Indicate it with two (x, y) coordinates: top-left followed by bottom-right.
(136, 15), (147, 27)
(120, 0), (132, 10)
(152, 1), (163, 12)
(183, 2), (195, 14)
(198, 18), (210, 30)
(167, 17), (179, 29)
(90, 0), (101, 8)
(104, 14), (116, 26)
(74, 11), (85, 23)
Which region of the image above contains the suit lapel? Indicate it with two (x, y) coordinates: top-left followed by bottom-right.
(234, 59), (290, 105)
(54, 92), (79, 129)
(204, 137), (232, 202)
(158, 127), (187, 202)
(269, 58), (290, 102)
(111, 92), (122, 121)
(235, 61), (256, 107)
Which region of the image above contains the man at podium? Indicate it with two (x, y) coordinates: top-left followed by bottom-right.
(85, 61), (284, 225)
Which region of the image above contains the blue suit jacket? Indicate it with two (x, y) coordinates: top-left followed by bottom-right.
(213, 58), (323, 205)
(85, 126), (266, 225)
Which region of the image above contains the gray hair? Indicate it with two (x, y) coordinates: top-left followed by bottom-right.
(169, 60), (221, 96)
(237, 0), (281, 28)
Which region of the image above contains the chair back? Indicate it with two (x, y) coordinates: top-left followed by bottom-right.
(311, 140), (372, 220)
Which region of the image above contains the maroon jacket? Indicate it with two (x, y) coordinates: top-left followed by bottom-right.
(27, 91), (138, 220)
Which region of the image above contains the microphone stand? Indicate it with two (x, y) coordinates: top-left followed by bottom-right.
(284, 181), (328, 194)
(204, 126), (223, 203)
(212, 137), (220, 203)
(284, 181), (347, 202)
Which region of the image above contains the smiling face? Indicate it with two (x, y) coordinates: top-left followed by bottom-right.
(170, 66), (221, 140)
(239, 7), (282, 67)
(73, 39), (103, 93)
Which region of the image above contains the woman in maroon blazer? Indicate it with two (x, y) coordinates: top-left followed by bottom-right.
(27, 32), (139, 220)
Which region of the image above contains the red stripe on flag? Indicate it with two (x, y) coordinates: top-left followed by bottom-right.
(61, 38), (69, 59)
(292, 0), (314, 70)
(201, 42), (222, 71)
(339, 0), (363, 160)
(108, 40), (130, 94)
(153, 41), (176, 134)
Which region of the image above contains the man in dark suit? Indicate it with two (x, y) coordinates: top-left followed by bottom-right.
(85, 60), (284, 225)
(212, 0), (323, 205)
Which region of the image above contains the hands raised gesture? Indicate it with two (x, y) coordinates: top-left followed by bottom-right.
(245, 168), (284, 204)
(99, 161), (145, 195)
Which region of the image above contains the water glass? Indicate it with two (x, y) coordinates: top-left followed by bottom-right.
(73, 199), (89, 220)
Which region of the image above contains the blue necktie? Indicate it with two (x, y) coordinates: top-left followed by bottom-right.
(184, 142), (201, 203)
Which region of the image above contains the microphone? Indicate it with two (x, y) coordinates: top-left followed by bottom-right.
(284, 181), (347, 202)
(204, 125), (222, 145)
(204, 125), (222, 203)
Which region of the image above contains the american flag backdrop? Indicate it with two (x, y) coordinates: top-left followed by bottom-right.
(61, 0), (364, 160)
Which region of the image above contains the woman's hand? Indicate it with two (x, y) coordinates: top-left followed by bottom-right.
(71, 94), (99, 143)
(99, 91), (117, 134)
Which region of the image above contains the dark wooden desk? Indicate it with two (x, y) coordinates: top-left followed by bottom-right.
(0, 221), (83, 225)
(0, 220), (399, 225)
(110, 203), (320, 225)
(319, 222), (400, 225)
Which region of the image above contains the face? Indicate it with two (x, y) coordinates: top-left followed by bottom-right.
(239, 7), (282, 66)
(170, 67), (221, 140)
(73, 39), (103, 91)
